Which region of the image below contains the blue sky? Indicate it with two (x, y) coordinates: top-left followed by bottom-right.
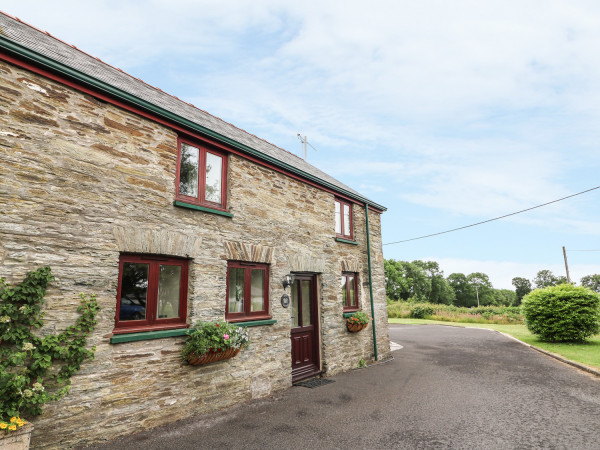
(4, 1), (600, 288)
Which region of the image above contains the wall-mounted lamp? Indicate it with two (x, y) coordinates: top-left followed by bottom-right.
(282, 274), (294, 290)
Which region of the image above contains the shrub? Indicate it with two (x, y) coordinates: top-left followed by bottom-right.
(0, 267), (99, 424)
(521, 284), (600, 342)
(409, 305), (434, 319)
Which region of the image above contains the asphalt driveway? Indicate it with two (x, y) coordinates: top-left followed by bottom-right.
(85, 324), (600, 449)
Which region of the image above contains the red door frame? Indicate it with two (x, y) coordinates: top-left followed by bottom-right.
(290, 274), (321, 382)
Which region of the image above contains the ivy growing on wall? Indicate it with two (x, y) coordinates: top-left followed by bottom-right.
(0, 267), (100, 421)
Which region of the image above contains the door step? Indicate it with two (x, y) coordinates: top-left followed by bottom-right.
(293, 377), (335, 389)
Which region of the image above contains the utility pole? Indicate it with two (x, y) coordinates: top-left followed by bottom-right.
(475, 285), (480, 307)
(562, 246), (571, 284)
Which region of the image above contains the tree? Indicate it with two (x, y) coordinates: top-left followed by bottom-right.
(493, 289), (517, 306)
(580, 274), (600, 293)
(511, 277), (532, 305)
(413, 260), (455, 304)
(534, 270), (567, 289)
(447, 273), (476, 307)
(384, 260), (430, 301)
(467, 272), (495, 306)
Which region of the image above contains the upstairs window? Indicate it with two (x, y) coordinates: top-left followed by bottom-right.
(226, 262), (270, 322)
(335, 199), (353, 239)
(176, 138), (227, 210)
(342, 272), (359, 311)
(114, 254), (189, 334)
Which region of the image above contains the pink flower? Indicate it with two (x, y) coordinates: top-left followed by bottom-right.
(223, 334), (229, 340)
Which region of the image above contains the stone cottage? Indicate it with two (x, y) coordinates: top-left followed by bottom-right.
(0, 12), (390, 448)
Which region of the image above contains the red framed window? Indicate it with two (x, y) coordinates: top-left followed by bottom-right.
(176, 137), (228, 210)
(335, 199), (353, 239)
(226, 261), (270, 322)
(342, 272), (359, 311)
(114, 254), (189, 334)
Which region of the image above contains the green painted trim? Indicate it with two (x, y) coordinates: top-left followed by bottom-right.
(343, 312), (358, 318)
(173, 201), (234, 218)
(0, 36), (389, 212)
(110, 328), (190, 344)
(365, 204), (378, 361)
(232, 319), (277, 327)
(335, 237), (359, 245)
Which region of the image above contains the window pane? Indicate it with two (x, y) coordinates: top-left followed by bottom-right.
(291, 280), (299, 327)
(348, 275), (356, 307)
(250, 269), (265, 311)
(341, 276), (348, 307)
(335, 201), (341, 234)
(157, 265), (181, 319)
(205, 152), (222, 204)
(301, 280), (311, 326)
(228, 268), (245, 313)
(179, 143), (199, 197)
(343, 204), (351, 236)
(120, 263), (148, 321)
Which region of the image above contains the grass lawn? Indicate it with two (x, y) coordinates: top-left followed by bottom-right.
(389, 318), (600, 371)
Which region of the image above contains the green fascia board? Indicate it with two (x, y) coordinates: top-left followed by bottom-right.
(110, 328), (191, 344)
(232, 319), (277, 327)
(335, 237), (359, 245)
(173, 201), (234, 217)
(0, 36), (386, 212)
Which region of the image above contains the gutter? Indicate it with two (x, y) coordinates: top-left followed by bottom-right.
(0, 35), (386, 212)
(365, 203), (378, 361)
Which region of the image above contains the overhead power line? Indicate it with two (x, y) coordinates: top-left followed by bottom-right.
(567, 249), (600, 252)
(383, 185), (600, 246)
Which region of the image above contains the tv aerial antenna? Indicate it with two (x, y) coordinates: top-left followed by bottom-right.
(297, 133), (318, 160)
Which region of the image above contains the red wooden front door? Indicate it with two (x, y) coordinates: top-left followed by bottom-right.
(290, 275), (320, 381)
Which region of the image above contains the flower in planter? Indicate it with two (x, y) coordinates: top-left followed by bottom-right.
(0, 416), (26, 434)
(346, 311), (370, 326)
(181, 321), (250, 363)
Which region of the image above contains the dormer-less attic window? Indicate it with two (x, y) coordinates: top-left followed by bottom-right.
(176, 138), (228, 210)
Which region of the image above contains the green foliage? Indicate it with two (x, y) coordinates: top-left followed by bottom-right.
(0, 267), (100, 421)
(580, 274), (600, 293)
(357, 358), (367, 368)
(181, 321), (250, 360)
(512, 277), (532, 305)
(533, 269), (567, 289)
(409, 305), (434, 319)
(384, 259), (431, 301)
(388, 301), (523, 324)
(522, 284), (600, 342)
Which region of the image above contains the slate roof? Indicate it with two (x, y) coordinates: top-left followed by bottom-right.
(0, 12), (385, 211)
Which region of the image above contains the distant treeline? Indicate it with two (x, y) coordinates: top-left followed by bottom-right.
(384, 259), (600, 307)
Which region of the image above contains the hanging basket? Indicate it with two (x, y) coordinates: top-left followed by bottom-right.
(186, 346), (241, 366)
(347, 322), (368, 333)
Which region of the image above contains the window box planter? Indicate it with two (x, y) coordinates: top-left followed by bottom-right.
(186, 346), (241, 365)
(0, 421), (33, 450)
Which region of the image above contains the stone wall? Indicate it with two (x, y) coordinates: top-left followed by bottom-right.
(0, 59), (390, 449)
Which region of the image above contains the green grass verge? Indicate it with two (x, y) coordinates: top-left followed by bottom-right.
(389, 318), (600, 371)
